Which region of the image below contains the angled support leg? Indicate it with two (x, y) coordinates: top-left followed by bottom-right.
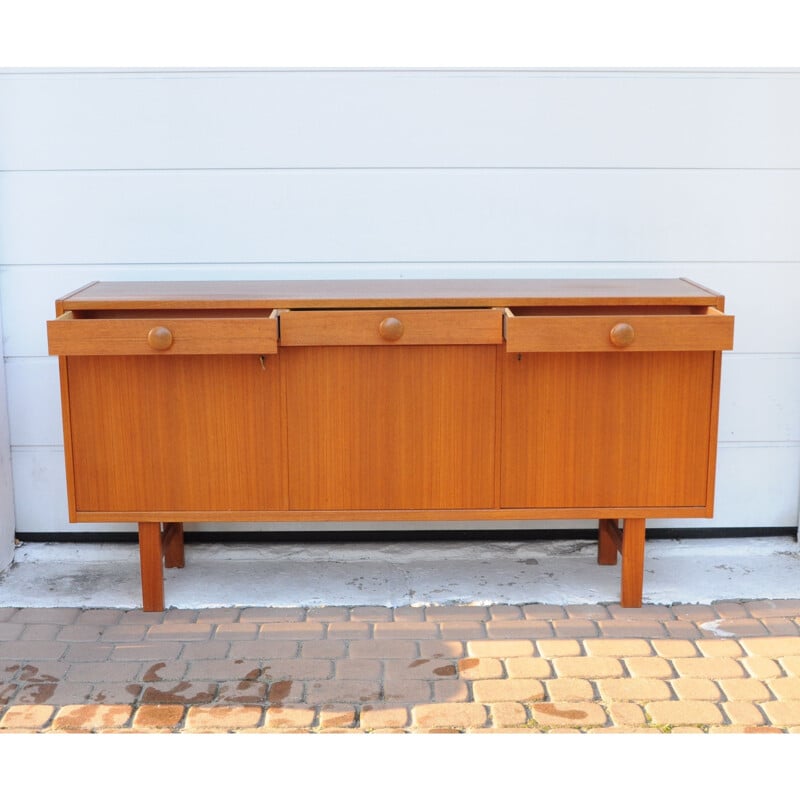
(163, 522), (185, 569)
(598, 519), (620, 565)
(138, 522), (165, 612)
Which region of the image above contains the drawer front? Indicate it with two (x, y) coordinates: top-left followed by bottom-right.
(504, 308), (734, 353)
(48, 313), (278, 356)
(278, 308), (504, 346)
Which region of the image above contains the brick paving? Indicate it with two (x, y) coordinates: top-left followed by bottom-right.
(1, 600), (800, 733)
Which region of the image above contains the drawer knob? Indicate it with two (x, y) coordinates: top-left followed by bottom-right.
(379, 317), (404, 341)
(147, 326), (174, 351)
(609, 322), (635, 347)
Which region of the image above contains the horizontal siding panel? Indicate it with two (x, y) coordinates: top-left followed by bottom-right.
(717, 356), (800, 443)
(1, 169), (798, 265)
(3, 263), (798, 358)
(1, 71), (799, 169)
(12, 444), (798, 533)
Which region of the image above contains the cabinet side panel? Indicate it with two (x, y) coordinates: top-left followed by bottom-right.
(500, 351), (715, 510)
(66, 355), (285, 513)
(284, 345), (497, 510)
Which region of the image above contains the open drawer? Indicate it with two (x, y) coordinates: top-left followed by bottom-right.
(278, 308), (504, 346)
(48, 310), (279, 355)
(503, 306), (734, 353)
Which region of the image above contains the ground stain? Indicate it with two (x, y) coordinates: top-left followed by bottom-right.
(533, 703), (588, 720)
(142, 662), (167, 681)
(433, 665), (457, 677)
(141, 681), (215, 705)
(268, 680), (293, 706)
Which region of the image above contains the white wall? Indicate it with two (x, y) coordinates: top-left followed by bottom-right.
(1, 68), (798, 539)
(0, 300), (15, 568)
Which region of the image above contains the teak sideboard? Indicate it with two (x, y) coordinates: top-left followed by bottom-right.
(47, 278), (734, 611)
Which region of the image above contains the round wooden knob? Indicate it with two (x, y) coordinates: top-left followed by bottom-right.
(379, 317), (404, 341)
(147, 326), (174, 351)
(609, 322), (635, 347)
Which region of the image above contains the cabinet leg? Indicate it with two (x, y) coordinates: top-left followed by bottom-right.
(163, 522), (185, 568)
(138, 522), (165, 612)
(620, 518), (646, 608)
(598, 519), (619, 565)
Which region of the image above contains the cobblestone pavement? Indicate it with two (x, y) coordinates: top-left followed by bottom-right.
(2, 600), (800, 733)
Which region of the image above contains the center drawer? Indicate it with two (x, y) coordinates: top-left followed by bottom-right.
(278, 308), (504, 346)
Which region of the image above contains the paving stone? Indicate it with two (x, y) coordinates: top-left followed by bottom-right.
(545, 678), (596, 701)
(765, 677), (800, 700)
(488, 605), (524, 620)
(742, 637), (800, 658)
(536, 639), (582, 658)
(504, 657), (553, 679)
(56, 625), (106, 643)
(52, 704), (133, 731)
(393, 607), (426, 621)
(759, 700), (800, 727)
(67, 661), (141, 683)
(110, 643), (182, 662)
(20, 624), (60, 641)
(319, 705), (358, 728)
(779, 656), (800, 676)
(742, 656), (783, 680)
(259, 622), (325, 640)
(411, 702), (488, 730)
(240, 608), (306, 623)
(521, 604), (568, 620)
(213, 623), (259, 640)
(433, 679), (469, 702)
(718, 678), (772, 702)
(216, 680), (267, 704)
(382, 678), (433, 703)
(553, 656), (624, 678)
(307, 607), (350, 621)
(419, 641), (465, 658)
(0, 624), (24, 641)
(262, 659), (333, 681)
(651, 640), (698, 658)
(457, 656), (504, 680)
(305, 679), (381, 705)
(373, 622), (440, 640)
(11, 609), (81, 625)
(348, 640), (418, 659)
(645, 700), (724, 727)
(360, 705), (409, 729)
(584, 638), (653, 657)
(65, 643), (114, 662)
(486, 620), (554, 639)
(87, 683), (144, 704)
(695, 639), (745, 658)
(745, 600), (800, 618)
(0, 641), (68, 660)
(529, 702), (607, 728)
(489, 701), (528, 728)
(326, 622), (372, 639)
(597, 678), (671, 702)
(608, 702), (647, 727)
(472, 678), (544, 702)
(0, 704), (55, 729)
(439, 621), (487, 640)
(132, 704), (185, 730)
(349, 606), (393, 622)
(302, 639), (347, 659)
(467, 640), (535, 658)
(228, 640), (298, 659)
(551, 619), (599, 638)
(184, 705), (263, 730)
(596, 620), (667, 638)
(335, 659), (382, 681)
(424, 606), (490, 621)
(672, 657), (745, 679)
(196, 608), (242, 624)
(670, 678), (723, 701)
(722, 701), (767, 726)
(100, 625), (149, 642)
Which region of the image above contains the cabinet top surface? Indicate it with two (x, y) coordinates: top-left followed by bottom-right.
(58, 277), (722, 310)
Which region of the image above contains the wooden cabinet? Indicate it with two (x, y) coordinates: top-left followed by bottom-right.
(48, 278), (734, 610)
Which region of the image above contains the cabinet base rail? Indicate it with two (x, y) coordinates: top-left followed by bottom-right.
(137, 518), (647, 612)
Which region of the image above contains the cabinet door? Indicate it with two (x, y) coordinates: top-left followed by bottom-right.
(284, 345), (497, 510)
(500, 351), (717, 511)
(65, 355), (285, 514)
